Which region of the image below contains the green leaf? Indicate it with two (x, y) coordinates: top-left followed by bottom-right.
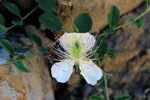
(0, 14), (5, 25)
(103, 27), (114, 34)
(108, 48), (118, 60)
(107, 6), (120, 26)
(0, 39), (15, 56)
(14, 61), (28, 73)
(5, 2), (20, 17)
(116, 94), (131, 100)
(145, 0), (150, 3)
(36, 0), (56, 11)
(39, 13), (63, 31)
(93, 38), (108, 60)
(0, 25), (6, 35)
(39, 47), (49, 54)
(11, 20), (23, 25)
(74, 13), (92, 33)
(89, 95), (104, 100)
(28, 33), (42, 47)
(134, 19), (143, 29)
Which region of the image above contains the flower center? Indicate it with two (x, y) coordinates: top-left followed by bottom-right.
(70, 40), (83, 61)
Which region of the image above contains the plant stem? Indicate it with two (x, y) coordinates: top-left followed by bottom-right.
(6, 6), (38, 31)
(114, 21), (133, 30)
(0, 39), (58, 66)
(6, 24), (16, 30)
(146, 4), (149, 9)
(57, 4), (62, 15)
(99, 9), (150, 37)
(0, 52), (41, 66)
(99, 56), (109, 67)
(104, 74), (110, 100)
(22, 6), (38, 20)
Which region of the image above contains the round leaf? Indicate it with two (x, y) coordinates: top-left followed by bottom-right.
(28, 33), (42, 47)
(89, 95), (104, 100)
(39, 13), (63, 31)
(14, 61), (28, 73)
(0, 25), (6, 35)
(39, 47), (49, 54)
(103, 27), (114, 34)
(108, 48), (118, 60)
(0, 39), (15, 56)
(11, 20), (23, 25)
(134, 19), (143, 29)
(0, 14), (5, 25)
(116, 94), (131, 100)
(74, 13), (92, 33)
(5, 2), (20, 17)
(107, 6), (120, 26)
(36, 0), (56, 11)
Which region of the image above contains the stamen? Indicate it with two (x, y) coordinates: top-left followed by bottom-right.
(84, 38), (102, 58)
(94, 30), (99, 39)
(50, 47), (71, 59)
(45, 56), (62, 61)
(89, 54), (107, 61)
(51, 31), (59, 40)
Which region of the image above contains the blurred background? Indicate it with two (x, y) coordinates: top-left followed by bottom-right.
(0, 0), (150, 100)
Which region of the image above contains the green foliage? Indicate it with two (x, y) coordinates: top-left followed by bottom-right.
(0, 25), (6, 35)
(107, 6), (120, 26)
(5, 2), (20, 17)
(145, 0), (150, 3)
(14, 61), (28, 73)
(39, 13), (63, 31)
(74, 13), (92, 33)
(0, 39), (15, 56)
(108, 48), (118, 60)
(93, 38), (108, 59)
(36, 0), (56, 11)
(103, 27), (114, 34)
(134, 19), (143, 29)
(28, 33), (42, 47)
(39, 47), (49, 54)
(11, 20), (23, 25)
(0, 14), (5, 25)
(89, 95), (104, 100)
(116, 94), (131, 100)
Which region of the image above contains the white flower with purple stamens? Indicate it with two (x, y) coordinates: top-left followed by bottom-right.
(48, 32), (103, 85)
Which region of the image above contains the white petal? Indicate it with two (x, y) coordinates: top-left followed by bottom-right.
(51, 59), (75, 83)
(59, 33), (95, 56)
(59, 33), (80, 52)
(79, 60), (103, 85)
(79, 33), (95, 52)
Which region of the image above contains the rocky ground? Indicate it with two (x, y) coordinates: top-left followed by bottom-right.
(0, 0), (150, 100)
